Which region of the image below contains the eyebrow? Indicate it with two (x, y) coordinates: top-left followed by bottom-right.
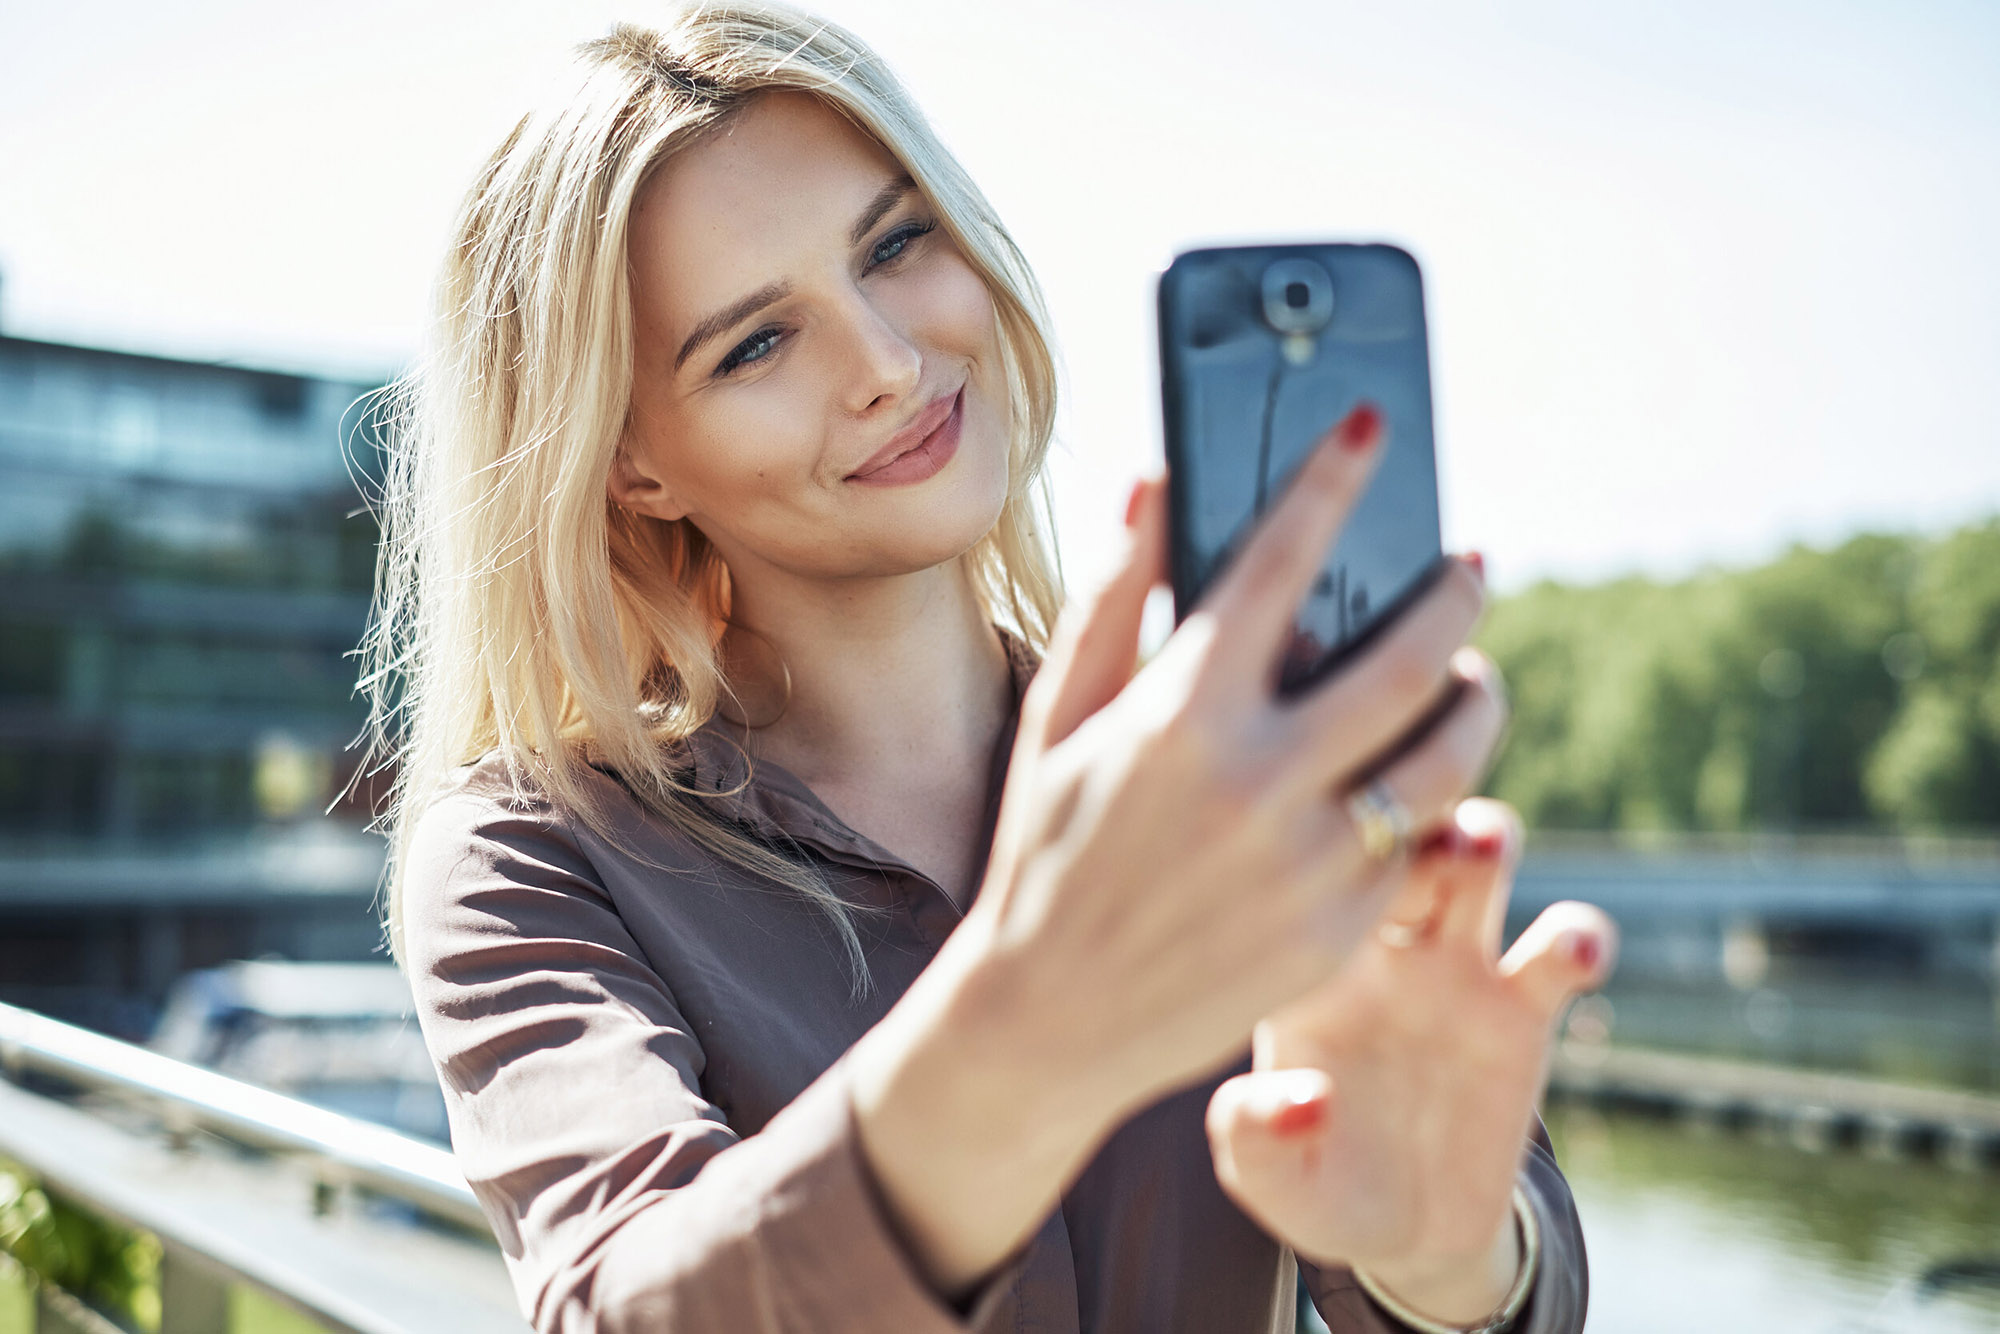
(848, 174), (915, 246)
(673, 174), (920, 375)
(674, 280), (792, 373)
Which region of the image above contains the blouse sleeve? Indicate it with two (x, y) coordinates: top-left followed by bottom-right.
(401, 781), (1027, 1334)
(1298, 1117), (1589, 1333)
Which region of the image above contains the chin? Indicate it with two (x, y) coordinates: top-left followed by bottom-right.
(904, 464), (1013, 571)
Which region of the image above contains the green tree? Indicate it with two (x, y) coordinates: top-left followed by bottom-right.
(1865, 519), (2000, 828)
(1478, 518), (2000, 835)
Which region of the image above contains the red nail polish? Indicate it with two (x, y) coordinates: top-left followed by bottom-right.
(1270, 1097), (1327, 1137)
(1337, 403), (1382, 452)
(1469, 826), (1507, 858)
(1570, 932), (1601, 971)
(1463, 551), (1486, 584)
(1413, 824), (1460, 859)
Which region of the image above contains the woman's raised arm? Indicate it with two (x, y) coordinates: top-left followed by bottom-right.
(846, 406), (1505, 1298)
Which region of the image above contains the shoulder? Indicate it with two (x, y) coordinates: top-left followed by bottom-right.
(411, 747), (666, 842)
(399, 750), (672, 979)
(402, 746), (729, 912)
(408, 751), (573, 865)
(403, 749), (667, 915)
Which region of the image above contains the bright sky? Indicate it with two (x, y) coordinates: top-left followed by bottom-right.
(2, 0), (1996, 591)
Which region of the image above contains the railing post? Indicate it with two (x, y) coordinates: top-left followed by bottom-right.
(30, 1284), (125, 1334)
(0, 1249), (32, 1334)
(159, 1245), (231, 1334)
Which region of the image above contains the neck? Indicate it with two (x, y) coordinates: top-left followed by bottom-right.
(715, 555), (1013, 790)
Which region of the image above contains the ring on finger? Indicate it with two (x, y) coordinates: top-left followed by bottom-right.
(1345, 777), (1414, 864)
(1376, 919), (1424, 949)
(1376, 894), (1443, 950)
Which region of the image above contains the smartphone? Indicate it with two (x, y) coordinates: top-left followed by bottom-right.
(1158, 242), (1446, 696)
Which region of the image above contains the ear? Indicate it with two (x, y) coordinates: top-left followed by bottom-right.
(608, 440), (692, 523)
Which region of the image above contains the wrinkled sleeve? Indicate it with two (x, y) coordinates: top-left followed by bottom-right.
(402, 782), (1025, 1334)
(1299, 1116), (1587, 1333)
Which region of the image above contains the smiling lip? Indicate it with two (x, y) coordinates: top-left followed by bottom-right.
(846, 388), (964, 484)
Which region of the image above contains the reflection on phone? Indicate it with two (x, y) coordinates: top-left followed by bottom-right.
(1160, 243), (1444, 694)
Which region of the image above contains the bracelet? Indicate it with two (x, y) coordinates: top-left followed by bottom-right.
(1349, 1184), (1541, 1334)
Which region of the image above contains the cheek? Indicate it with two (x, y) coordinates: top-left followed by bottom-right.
(649, 380), (825, 507)
(913, 254), (1013, 466)
(900, 248), (1003, 360)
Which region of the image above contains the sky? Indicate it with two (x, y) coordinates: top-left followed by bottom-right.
(2, 0), (1996, 592)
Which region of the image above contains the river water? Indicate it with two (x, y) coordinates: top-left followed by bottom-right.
(1548, 1103), (2000, 1333)
(1298, 968), (2000, 1333)
(1557, 970), (1999, 1332)
(1296, 1101), (2000, 1333)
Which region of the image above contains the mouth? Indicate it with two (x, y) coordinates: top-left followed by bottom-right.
(846, 386), (964, 482)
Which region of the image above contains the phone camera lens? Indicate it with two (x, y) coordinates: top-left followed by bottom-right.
(1261, 259), (1334, 335)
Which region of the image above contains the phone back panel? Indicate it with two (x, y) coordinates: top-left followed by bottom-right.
(1159, 243), (1443, 691)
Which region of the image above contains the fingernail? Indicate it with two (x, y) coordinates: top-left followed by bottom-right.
(1270, 1096), (1327, 1137)
(1567, 930), (1601, 972)
(1414, 824), (1467, 859)
(1463, 550), (1486, 584)
(1469, 825), (1507, 858)
(1124, 479), (1146, 529)
(1336, 402), (1382, 453)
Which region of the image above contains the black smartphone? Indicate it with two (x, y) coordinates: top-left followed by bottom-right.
(1158, 242), (1447, 696)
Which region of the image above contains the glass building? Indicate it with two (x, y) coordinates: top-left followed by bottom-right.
(0, 332), (392, 1035)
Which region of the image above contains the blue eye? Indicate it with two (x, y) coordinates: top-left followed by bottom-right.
(716, 326), (784, 376)
(869, 219), (936, 268)
(711, 220), (938, 379)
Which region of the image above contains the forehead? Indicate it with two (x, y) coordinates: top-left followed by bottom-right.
(629, 91), (904, 323)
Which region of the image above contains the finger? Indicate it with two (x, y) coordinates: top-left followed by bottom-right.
(1330, 649), (1506, 839)
(1205, 1067), (1337, 1190)
(1195, 404), (1384, 685)
(1021, 473), (1168, 750)
(1498, 901), (1620, 1022)
(1299, 841), (1404, 965)
(1284, 561), (1489, 784)
(1433, 799), (1522, 953)
(1377, 798), (1521, 952)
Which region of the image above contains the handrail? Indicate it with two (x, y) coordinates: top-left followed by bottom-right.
(0, 1000), (486, 1233)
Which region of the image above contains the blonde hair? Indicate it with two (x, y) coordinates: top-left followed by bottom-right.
(355, 2), (1063, 978)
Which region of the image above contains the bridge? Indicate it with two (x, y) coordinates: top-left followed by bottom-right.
(1507, 832), (2000, 982)
(4, 827), (1996, 1029)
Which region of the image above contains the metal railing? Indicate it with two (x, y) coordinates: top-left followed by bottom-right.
(0, 1000), (524, 1334)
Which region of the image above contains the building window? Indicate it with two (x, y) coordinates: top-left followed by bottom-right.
(253, 373), (307, 420)
(0, 620), (65, 701)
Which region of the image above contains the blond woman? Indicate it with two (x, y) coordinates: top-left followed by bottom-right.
(363, 6), (1615, 1331)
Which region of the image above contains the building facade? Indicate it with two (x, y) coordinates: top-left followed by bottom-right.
(0, 333), (391, 1034)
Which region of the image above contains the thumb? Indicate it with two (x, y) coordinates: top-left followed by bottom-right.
(1205, 1066), (1337, 1185)
(1498, 901), (1620, 1021)
(1022, 473), (1168, 749)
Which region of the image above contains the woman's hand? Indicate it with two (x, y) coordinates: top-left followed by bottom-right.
(1204, 799), (1617, 1324)
(848, 404), (1504, 1296)
(967, 409), (1507, 1123)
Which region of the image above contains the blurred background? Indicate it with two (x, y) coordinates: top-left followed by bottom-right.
(0, 1), (1995, 1331)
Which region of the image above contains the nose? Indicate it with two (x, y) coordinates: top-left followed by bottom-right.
(836, 288), (923, 416)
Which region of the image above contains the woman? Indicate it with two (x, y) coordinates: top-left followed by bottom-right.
(362, 6), (1616, 1332)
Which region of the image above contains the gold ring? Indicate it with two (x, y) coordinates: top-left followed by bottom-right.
(1345, 779), (1413, 863)
(1376, 920), (1424, 949)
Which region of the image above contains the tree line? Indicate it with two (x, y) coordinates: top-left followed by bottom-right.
(1477, 517), (2000, 834)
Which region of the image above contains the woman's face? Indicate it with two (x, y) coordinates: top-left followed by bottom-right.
(615, 91), (1013, 591)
